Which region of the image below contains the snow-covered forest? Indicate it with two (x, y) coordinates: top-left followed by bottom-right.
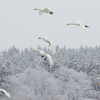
(0, 45), (100, 100)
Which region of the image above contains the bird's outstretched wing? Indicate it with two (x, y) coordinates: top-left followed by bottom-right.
(46, 54), (53, 66)
(79, 23), (85, 33)
(43, 8), (50, 12)
(35, 49), (46, 56)
(34, 34), (50, 40)
(0, 89), (11, 98)
(39, 11), (43, 16)
(34, 34), (55, 54)
(75, 21), (85, 33)
(39, 34), (55, 54)
(49, 40), (56, 54)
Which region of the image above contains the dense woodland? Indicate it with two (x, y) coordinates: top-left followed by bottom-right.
(0, 45), (100, 100)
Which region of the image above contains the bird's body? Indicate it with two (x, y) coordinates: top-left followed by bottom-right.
(67, 20), (89, 33)
(34, 34), (56, 55)
(34, 49), (53, 66)
(34, 8), (54, 16)
(0, 89), (11, 98)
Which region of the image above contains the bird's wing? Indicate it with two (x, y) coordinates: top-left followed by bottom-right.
(34, 34), (49, 40)
(38, 34), (55, 54)
(43, 8), (50, 13)
(41, 34), (49, 39)
(75, 21), (85, 33)
(39, 10), (43, 16)
(35, 49), (46, 56)
(79, 23), (85, 33)
(49, 40), (56, 55)
(0, 89), (11, 98)
(46, 54), (53, 66)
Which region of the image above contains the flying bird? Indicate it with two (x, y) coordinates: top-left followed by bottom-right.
(0, 89), (11, 98)
(34, 34), (56, 55)
(67, 20), (89, 33)
(34, 8), (54, 16)
(34, 49), (53, 66)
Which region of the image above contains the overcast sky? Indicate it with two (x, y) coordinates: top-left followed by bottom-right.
(0, 0), (100, 51)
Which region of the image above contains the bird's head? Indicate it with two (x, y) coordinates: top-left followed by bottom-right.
(34, 8), (37, 10)
(38, 37), (41, 39)
(67, 24), (69, 25)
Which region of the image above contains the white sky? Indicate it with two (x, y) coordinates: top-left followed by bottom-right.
(0, 0), (100, 51)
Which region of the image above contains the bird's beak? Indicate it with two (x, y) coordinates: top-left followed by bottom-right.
(34, 8), (36, 10)
(67, 24), (69, 25)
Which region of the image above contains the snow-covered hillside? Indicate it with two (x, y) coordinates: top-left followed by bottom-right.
(0, 46), (100, 100)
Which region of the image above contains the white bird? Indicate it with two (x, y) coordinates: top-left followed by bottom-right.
(34, 49), (53, 66)
(0, 89), (11, 98)
(67, 20), (89, 33)
(34, 34), (56, 55)
(34, 8), (54, 16)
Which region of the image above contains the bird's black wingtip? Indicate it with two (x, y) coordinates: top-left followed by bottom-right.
(85, 25), (89, 28)
(49, 12), (54, 15)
